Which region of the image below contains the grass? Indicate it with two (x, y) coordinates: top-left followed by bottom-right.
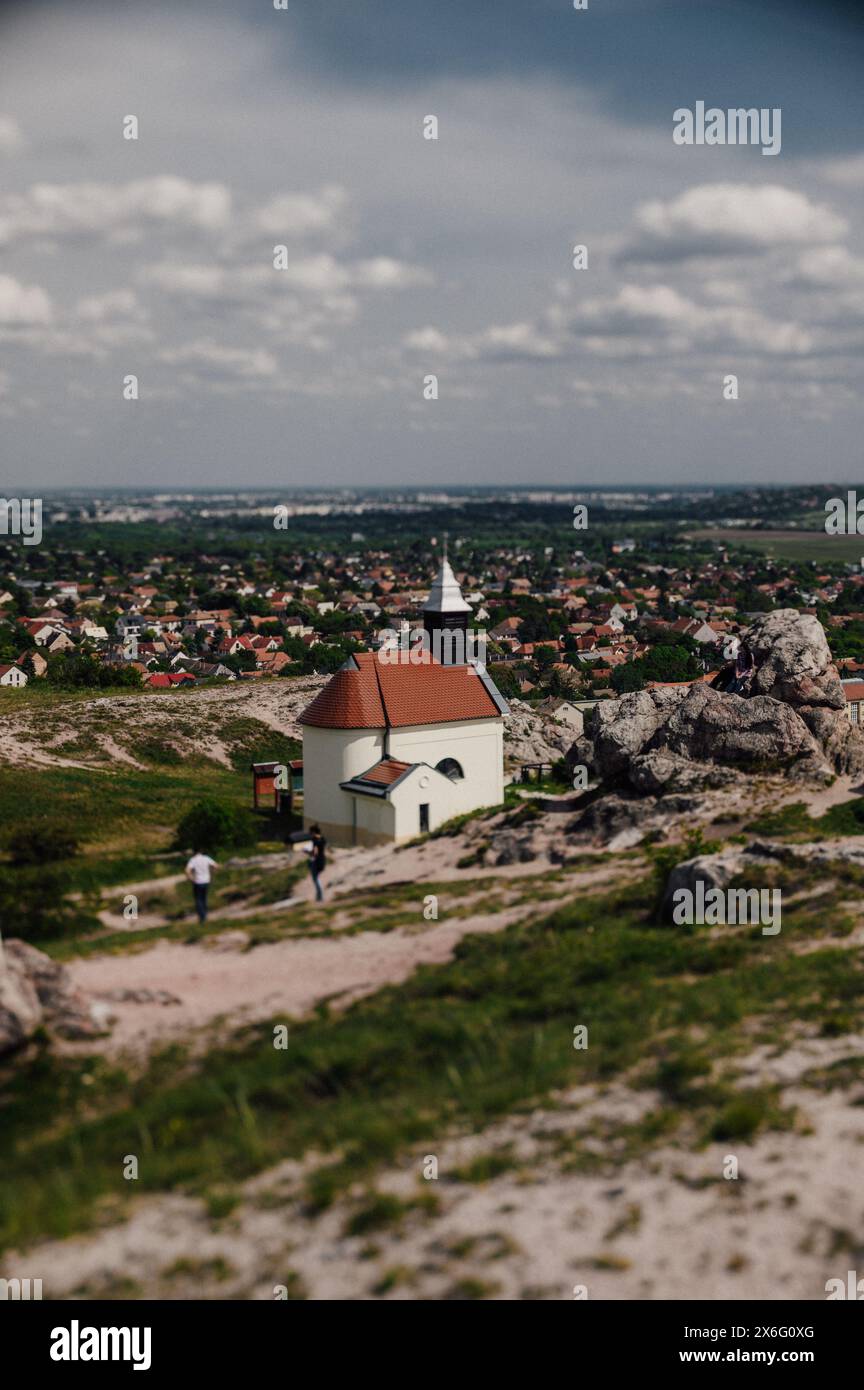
(746, 796), (864, 840)
(2, 867), (862, 1254)
(0, 757), (302, 947)
(687, 528), (864, 564)
(46, 872), (507, 961)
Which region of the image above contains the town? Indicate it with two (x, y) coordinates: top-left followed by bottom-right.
(2, 485), (864, 724)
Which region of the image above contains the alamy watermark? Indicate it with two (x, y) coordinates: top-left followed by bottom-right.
(673, 102), (781, 156)
(825, 491), (864, 535)
(377, 626), (487, 668)
(0, 497), (42, 546)
(671, 883), (781, 935)
(0, 1276), (42, 1299)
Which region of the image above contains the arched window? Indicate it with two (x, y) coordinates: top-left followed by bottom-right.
(436, 757), (464, 781)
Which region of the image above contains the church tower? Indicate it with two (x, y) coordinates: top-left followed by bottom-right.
(422, 536), (471, 665)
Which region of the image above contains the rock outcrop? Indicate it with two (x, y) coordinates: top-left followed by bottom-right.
(578, 610), (864, 792)
(0, 939), (110, 1056)
(504, 698), (582, 765)
(660, 834), (864, 921)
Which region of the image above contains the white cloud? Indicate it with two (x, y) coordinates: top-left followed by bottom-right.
(251, 185), (348, 237)
(623, 183), (847, 261)
(0, 177), (231, 246)
(0, 274), (53, 325)
(273, 253), (429, 294)
(404, 326), (454, 354)
(409, 280), (815, 365)
(158, 339), (278, 380)
(787, 245), (864, 290)
(75, 289), (146, 321)
(138, 262), (231, 296)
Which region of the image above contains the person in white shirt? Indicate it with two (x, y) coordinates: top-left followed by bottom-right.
(185, 851), (218, 923)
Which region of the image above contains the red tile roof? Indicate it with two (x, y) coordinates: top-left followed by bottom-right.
(354, 757), (413, 786)
(146, 671), (195, 688)
(843, 681), (864, 702)
(299, 650), (502, 729)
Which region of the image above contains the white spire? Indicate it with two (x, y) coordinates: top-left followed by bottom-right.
(424, 551), (471, 614)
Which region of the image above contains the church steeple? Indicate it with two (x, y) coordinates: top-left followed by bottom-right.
(423, 536), (471, 664)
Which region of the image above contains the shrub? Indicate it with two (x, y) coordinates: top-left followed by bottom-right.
(0, 864), (98, 942)
(173, 798), (258, 854)
(4, 820), (81, 866)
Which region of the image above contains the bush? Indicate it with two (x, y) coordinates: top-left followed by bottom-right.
(4, 819), (81, 866)
(46, 652), (142, 689)
(0, 864), (98, 942)
(173, 798), (258, 854)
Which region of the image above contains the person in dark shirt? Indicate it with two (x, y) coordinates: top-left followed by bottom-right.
(729, 641), (755, 694)
(305, 825), (327, 902)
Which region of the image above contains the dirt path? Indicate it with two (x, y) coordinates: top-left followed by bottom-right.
(66, 906), (526, 1056)
(66, 859), (625, 1059)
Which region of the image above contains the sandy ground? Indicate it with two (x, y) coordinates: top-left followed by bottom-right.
(0, 677), (567, 770)
(67, 857), (630, 1058)
(0, 678), (326, 768)
(11, 1029), (864, 1302)
(67, 906), (525, 1054)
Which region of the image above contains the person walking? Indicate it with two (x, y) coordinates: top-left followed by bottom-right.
(185, 848), (218, 922)
(729, 640), (755, 695)
(306, 825), (327, 903)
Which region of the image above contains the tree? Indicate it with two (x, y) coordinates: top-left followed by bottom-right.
(174, 798), (258, 854)
(46, 652), (142, 689)
(611, 661), (645, 693)
(488, 664), (521, 701)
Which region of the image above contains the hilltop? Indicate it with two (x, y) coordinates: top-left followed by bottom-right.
(2, 627), (864, 1302)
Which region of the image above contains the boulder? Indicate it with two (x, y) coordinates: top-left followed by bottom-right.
(488, 828), (539, 866)
(747, 609), (864, 777)
(0, 939), (109, 1056)
(590, 687), (685, 779)
(579, 611), (862, 791)
(660, 684), (820, 767)
(628, 748), (741, 795)
(504, 698), (577, 765)
(747, 610), (844, 711)
(567, 791), (660, 843)
(0, 956), (41, 1055)
(660, 841), (783, 921)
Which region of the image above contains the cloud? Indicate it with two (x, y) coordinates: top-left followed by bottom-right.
(621, 183), (847, 262)
(570, 284), (814, 356)
(138, 262), (233, 297)
(0, 116), (23, 154)
(786, 245), (864, 290)
(250, 185), (348, 237)
(158, 339), (278, 380)
(0, 177), (231, 246)
(272, 253), (430, 293)
(408, 280), (816, 364)
(75, 290), (146, 322)
(0, 274), (53, 325)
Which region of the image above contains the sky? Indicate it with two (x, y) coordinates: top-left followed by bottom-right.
(0, 0), (863, 489)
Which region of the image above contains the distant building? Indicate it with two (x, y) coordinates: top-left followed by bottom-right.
(842, 678), (864, 725)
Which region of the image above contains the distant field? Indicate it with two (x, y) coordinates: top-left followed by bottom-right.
(688, 528), (864, 564)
